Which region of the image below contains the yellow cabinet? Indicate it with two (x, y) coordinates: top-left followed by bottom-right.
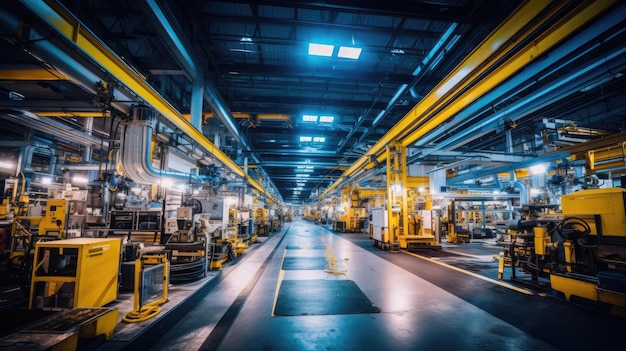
(29, 238), (121, 310)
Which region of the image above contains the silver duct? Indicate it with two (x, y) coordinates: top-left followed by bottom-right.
(120, 106), (203, 184)
(512, 181), (529, 205)
(0, 7), (132, 114)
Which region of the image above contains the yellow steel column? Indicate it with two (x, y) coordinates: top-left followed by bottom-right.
(386, 144), (393, 248)
(386, 143), (403, 249)
(400, 143), (409, 249)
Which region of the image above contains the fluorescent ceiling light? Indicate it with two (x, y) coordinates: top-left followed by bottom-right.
(0, 161), (14, 169)
(309, 43), (334, 57)
(300, 136), (312, 142)
(303, 114), (318, 122)
(308, 43), (334, 57)
(72, 175), (89, 184)
(313, 137), (325, 142)
(337, 46), (362, 59)
(319, 115), (334, 123)
(529, 164), (547, 175)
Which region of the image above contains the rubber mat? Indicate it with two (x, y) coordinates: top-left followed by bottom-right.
(281, 257), (327, 270)
(286, 245), (327, 250)
(274, 279), (380, 316)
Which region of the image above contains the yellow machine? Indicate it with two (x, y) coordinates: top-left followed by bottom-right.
(38, 199), (69, 237)
(29, 237), (121, 310)
(254, 207), (270, 236)
(500, 188), (626, 316)
(222, 208), (247, 256)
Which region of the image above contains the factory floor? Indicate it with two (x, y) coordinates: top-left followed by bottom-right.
(3, 218), (626, 351)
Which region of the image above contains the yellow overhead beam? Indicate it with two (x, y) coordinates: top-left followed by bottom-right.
(0, 67), (67, 80)
(322, 0), (554, 198)
(22, 0), (270, 198)
(196, 112), (252, 119)
(400, 0), (616, 148)
(34, 111), (110, 118)
(321, 0), (616, 200)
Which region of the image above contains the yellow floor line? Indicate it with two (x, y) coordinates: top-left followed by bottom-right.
(271, 249), (287, 317)
(401, 250), (534, 295)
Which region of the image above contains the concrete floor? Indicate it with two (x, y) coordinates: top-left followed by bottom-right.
(5, 219), (624, 350)
(130, 219), (626, 351)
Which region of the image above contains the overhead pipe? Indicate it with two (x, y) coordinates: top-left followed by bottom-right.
(0, 109), (107, 147)
(0, 6), (132, 114)
(399, 0), (616, 149)
(446, 151), (569, 184)
(337, 22), (460, 154)
(512, 181), (529, 205)
(435, 45), (626, 153)
(144, 0), (248, 147)
(415, 4), (626, 154)
(321, 0), (616, 199)
(320, 0), (556, 198)
(120, 106), (203, 184)
(369, 22), (459, 131)
(142, 0), (279, 198)
(18, 0), (268, 196)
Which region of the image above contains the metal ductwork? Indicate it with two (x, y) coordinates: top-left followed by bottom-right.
(121, 106), (203, 185)
(0, 7), (132, 114)
(0, 109), (106, 147)
(14, 0), (270, 197)
(511, 181), (529, 205)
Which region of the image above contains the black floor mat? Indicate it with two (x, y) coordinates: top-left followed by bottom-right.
(281, 256), (327, 270)
(274, 279), (380, 316)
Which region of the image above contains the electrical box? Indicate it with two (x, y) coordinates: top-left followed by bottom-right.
(38, 199), (69, 237)
(29, 238), (121, 310)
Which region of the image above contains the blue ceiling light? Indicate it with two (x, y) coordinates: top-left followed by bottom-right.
(337, 46), (362, 59)
(308, 43), (334, 57)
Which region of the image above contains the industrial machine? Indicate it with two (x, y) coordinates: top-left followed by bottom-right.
(163, 207), (209, 282)
(29, 237), (121, 310)
(108, 209), (163, 243)
(254, 207), (270, 236)
(370, 207), (390, 250)
(500, 188), (626, 316)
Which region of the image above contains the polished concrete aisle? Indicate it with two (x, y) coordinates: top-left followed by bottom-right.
(146, 219), (595, 351)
